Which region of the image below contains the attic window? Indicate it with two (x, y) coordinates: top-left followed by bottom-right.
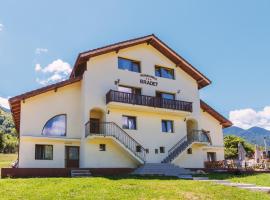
(155, 66), (174, 79)
(118, 57), (141, 73)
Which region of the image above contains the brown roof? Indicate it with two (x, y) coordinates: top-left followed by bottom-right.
(70, 34), (211, 89)
(200, 100), (232, 128)
(9, 76), (82, 132)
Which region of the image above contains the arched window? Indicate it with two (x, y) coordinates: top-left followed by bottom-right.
(42, 114), (66, 136)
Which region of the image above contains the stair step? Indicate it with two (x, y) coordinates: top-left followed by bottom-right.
(178, 175), (193, 179)
(132, 163), (193, 178)
(71, 169), (92, 177)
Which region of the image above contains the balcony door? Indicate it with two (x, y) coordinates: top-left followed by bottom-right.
(65, 146), (79, 168)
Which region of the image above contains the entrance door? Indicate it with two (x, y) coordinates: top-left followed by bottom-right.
(65, 146), (80, 168)
(90, 118), (100, 134)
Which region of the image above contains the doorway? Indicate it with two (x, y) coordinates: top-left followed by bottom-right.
(65, 146), (80, 168)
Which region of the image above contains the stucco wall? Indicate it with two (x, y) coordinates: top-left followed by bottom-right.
(19, 137), (80, 168)
(20, 82), (82, 138)
(81, 138), (138, 168)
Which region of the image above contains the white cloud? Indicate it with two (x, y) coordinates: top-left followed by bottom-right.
(229, 106), (270, 130)
(35, 48), (48, 54)
(0, 96), (9, 109)
(35, 59), (72, 85)
(0, 24), (3, 31)
(35, 64), (42, 71)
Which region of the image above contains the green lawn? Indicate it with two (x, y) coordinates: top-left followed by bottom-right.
(0, 176), (269, 200)
(0, 153), (17, 168)
(206, 172), (270, 187)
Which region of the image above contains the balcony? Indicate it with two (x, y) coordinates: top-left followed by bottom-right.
(106, 90), (193, 113)
(188, 130), (211, 144)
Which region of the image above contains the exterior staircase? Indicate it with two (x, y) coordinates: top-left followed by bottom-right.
(132, 163), (193, 178)
(85, 121), (146, 163)
(162, 130), (211, 163)
(71, 169), (92, 177)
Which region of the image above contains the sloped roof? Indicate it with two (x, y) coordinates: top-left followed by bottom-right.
(71, 34), (211, 89)
(200, 100), (232, 128)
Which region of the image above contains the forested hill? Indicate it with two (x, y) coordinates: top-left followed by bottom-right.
(0, 107), (18, 153)
(0, 107), (16, 136)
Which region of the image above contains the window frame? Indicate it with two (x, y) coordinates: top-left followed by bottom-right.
(207, 152), (217, 162)
(156, 91), (175, 100)
(136, 145), (142, 153)
(161, 120), (174, 133)
(122, 115), (137, 130)
(35, 144), (53, 160)
(118, 57), (141, 73)
(159, 146), (165, 153)
(155, 65), (175, 80)
(41, 114), (67, 137)
(99, 144), (106, 151)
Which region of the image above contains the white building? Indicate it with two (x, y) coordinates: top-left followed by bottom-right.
(9, 35), (232, 176)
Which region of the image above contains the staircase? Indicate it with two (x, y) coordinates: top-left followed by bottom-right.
(71, 169), (92, 177)
(85, 121), (146, 163)
(162, 130), (211, 163)
(132, 163), (193, 178)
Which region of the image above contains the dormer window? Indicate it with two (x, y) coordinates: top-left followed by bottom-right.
(155, 66), (174, 79)
(118, 57), (141, 73)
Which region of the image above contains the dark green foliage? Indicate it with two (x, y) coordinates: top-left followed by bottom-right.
(224, 135), (254, 159)
(0, 107), (18, 153)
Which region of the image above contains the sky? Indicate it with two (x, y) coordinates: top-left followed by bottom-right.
(0, 0), (270, 130)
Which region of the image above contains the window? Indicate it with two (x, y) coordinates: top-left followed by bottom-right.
(207, 152), (216, 162)
(118, 57), (140, 73)
(155, 149), (158, 154)
(187, 148), (192, 154)
(155, 66), (174, 79)
(35, 145), (53, 160)
(122, 115), (137, 130)
(160, 147), (165, 153)
(145, 149), (149, 154)
(162, 120), (174, 133)
(136, 145), (141, 152)
(156, 91), (175, 100)
(42, 114), (66, 136)
(118, 85), (141, 94)
(99, 144), (106, 151)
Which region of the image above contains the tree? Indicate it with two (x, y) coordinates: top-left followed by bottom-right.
(224, 135), (254, 159)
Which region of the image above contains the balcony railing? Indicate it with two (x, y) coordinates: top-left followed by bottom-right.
(188, 130), (211, 144)
(106, 90), (193, 112)
(162, 129), (211, 163)
(85, 121), (146, 162)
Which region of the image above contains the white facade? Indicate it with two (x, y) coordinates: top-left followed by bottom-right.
(12, 36), (231, 169)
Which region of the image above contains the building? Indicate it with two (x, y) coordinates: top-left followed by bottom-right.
(8, 34), (232, 176)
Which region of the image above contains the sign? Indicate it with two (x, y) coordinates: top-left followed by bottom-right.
(139, 74), (158, 86)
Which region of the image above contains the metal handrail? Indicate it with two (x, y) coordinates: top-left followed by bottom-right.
(85, 121), (146, 162)
(106, 90), (193, 112)
(168, 135), (187, 155)
(162, 129), (211, 163)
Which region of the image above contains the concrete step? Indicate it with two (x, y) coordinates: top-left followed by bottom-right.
(71, 169), (92, 177)
(132, 163), (193, 177)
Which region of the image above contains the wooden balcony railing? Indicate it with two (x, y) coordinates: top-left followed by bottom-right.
(106, 90), (193, 112)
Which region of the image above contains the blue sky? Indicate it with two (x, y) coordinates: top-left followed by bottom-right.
(0, 0), (270, 129)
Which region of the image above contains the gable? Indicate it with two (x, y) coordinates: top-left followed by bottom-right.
(71, 34), (211, 89)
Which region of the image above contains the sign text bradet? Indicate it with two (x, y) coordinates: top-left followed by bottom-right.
(139, 74), (158, 86)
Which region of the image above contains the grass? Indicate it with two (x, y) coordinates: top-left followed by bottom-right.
(206, 172), (270, 187)
(0, 154), (269, 199)
(0, 153), (17, 168)
(0, 176), (269, 200)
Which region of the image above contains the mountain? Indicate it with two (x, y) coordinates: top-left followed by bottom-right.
(223, 126), (270, 146)
(0, 106), (10, 113)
